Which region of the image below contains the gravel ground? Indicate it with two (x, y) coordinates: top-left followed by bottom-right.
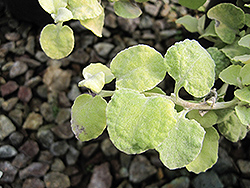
(0, 0), (250, 188)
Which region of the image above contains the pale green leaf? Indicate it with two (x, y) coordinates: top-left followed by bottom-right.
(218, 112), (248, 142)
(143, 87), (166, 97)
(221, 40), (250, 61)
(54, 7), (73, 23)
(78, 72), (105, 93)
(40, 24), (74, 59)
(38, 0), (67, 14)
(207, 3), (245, 44)
(207, 47), (231, 79)
(82, 63), (115, 84)
(186, 127), (219, 173)
(187, 110), (218, 128)
(219, 65), (242, 87)
(239, 34), (250, 49)
(156, 116), (205, 169)
(199, 20), (217, 38)
(235, 105), (250, 125)
(176, 15), (198, 33)
(80, 10), (104, 37)
(197, 15), (206, 34)
(240, 63), (250, 85)
(164, 39), (215, 98)
(178, 0), (206, 9)
(110, 44), (166, 92)
(235, 87), (250, 103)
(106, 88), (177, 154)
(233, 55), (250, 64)
(71, 94), (107, 141)
(245, 14), (250, 27)
(215, 109), (234, 124)
(114, 0), (142, 19)
(68, 0), (103, 20)
(135, 0), (149, 2)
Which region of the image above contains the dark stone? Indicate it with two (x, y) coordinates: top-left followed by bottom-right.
(18, 86), (32, 103)
(38, 150), (53, 164)
(0, 145), (17, 158)
(18, 140), (39, 158)
(44, 172), (70, 188)
(12, 153), (30, 168)
(0, 161), (18, 183)
(66, 146), (80, 165)
(22, 178), (45, 188)
(51, 122), (74, 139)
(82, 143), (99, 158)
(19, 162), (50, 179)
(0, 115), (16, 141)
(50, 140), (69, 156)
(37, 129), (55, 149)
(192, 171), (224, 188)
(9, 131), (24, 147)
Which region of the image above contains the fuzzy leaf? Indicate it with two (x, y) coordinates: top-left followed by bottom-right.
(106, 88), (177, 154)
(235, 105), (250, 125)
(156, 116), (205, 169)
(233, 55), (250, 64)
(110, 45), (166, 92)
(40, 24), (74, 59)
(38, 0), (67, 14)
(240, 63), (250, 85)
(78, 72), (105, 93)
(114, 0), (142, 18)
(165, 39), (215, 98)
(219, 65), (242, 87)
(187, 110), (218, 128)
(218, 112), (248, 142)
(207, 3), (245, 44)
(235, 87), (250, 103)
(68, 0), (103, 20)
(186, 127), (219, 173)
(176, 15), (198, 33)
(239, 34), (250, 49)
(80, 10), (104, 37)
(178, 0), (206, 9)
(71, 94), (107, 141)
(54, 7), (73, 23)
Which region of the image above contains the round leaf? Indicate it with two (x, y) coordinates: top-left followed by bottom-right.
(240, 63), (250, 85)
(110, 45), (166, 92)
(219, 65), (242, 87)
(106, 88), (177, 154)
(68, 0), (103, 20)
(38, 0), (67, 14)
(54, 7), (73, 23)
(114, 0), (142, 19)
(186, 127), (219, 173)
(187, 110), (218, 128)
(178, 0), (206, 9)
(239, 34), (250, 49)
(176, 15), (198, 33)
(156, 117), (205, 169)
(71, 94), (107, 141)
(235, 105), (250, 125)
(78, 72), (105, 93)
(40, 24), (74, 59)
(235, 87), (250, 103)
(165, 39), (215, 98)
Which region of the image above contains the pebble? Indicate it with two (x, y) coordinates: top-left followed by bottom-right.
(105, 13), (118, 28)
(23, 112), (43, 130)
(0, 161), (18, 183)
(51, 122), (74, 139)
(37, 129), (55, 149)
(51, 158), (65, 172)
(8, 108), (23, 126)
(0, 115), (16, 141)
(35, 51), (49, 62)
(50, 140), (69, 156)
(55, 108), (71, 125)
(67, 84), (81, 101)
(38, 150), (54, 164)
(94, 42), (115, 58)
(12, 153), (30, 168)
(220, 173), (238, 187)
(101, 138), (118, 157)
(82, 143), (99, 158)
(0, 145), (18, 159)
(18, 140), (39, 158)
(66, 146), (80, 165)
(25, 76), (42, 88)
(68, 48), (90, 64)
(139, 15), (154, 29)
(117, 17), (139, 32)
(36, 84), (48, 99)
(192, 171), (224, 188)
(5, 32), (20, 41)
(2, 97), (19, 111)
(9, 61), (28, 78)
(22, 178), (45, 188)
(9, 131), (24, 147)
(129, 155), (157, 183)
(237, 159), (250, 177)
(144, 2), (162, 17)
(161, 176), (190, 188)
(88, 162), (113, 188)
(19, 162), (50, 179)
(44, 172), (70, 188)
(18, 86), (32, 103)
(25, 35), (35, 55)
(0, 80), (19, 97)
(58, 92), (71, 107)
(40, 102), (55, 122)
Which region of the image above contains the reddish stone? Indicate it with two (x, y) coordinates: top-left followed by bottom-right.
(18, 86), (32, 103)
(0, 81), (18, 97)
